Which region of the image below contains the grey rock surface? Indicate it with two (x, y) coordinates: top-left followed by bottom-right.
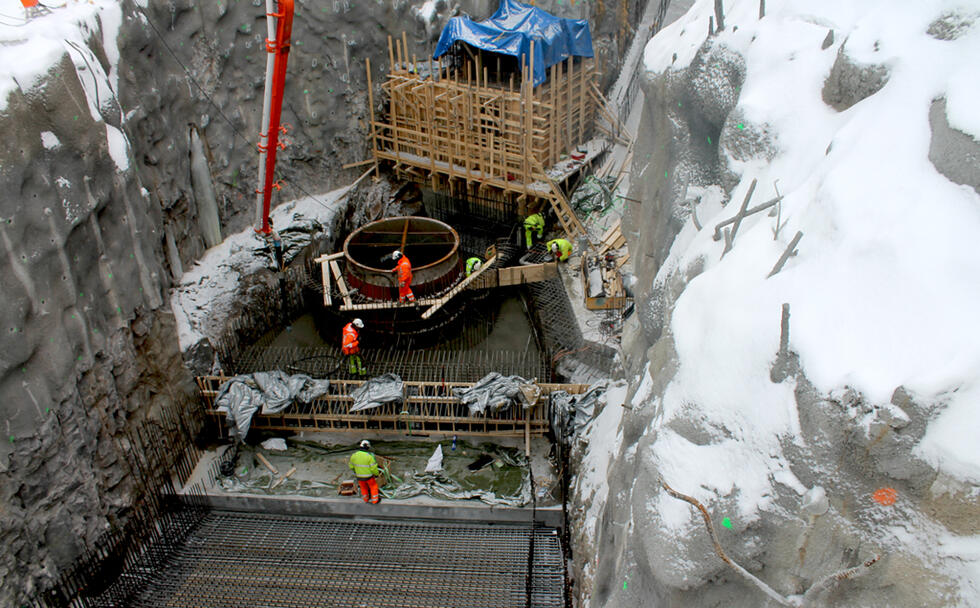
(822, 43), (890, 112)
(928, 98), (980, 195)
(0, 1), (645, 603)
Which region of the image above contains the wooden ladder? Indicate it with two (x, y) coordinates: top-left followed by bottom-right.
(532, 159), (587, 241)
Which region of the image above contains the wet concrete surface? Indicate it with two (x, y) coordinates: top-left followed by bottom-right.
(191, 434), (560, 509)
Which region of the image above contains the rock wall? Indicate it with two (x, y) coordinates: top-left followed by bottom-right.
(0, 1), (645, 603)
(572, 21), (977, 608)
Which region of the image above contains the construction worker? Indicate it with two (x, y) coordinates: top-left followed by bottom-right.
(547, 238), (573, 262)
(349, 440), (381, 504)
(524, 212), (545, 249)
(465, 256), (483, 277)
(392, 250), (415, 303)
(342, 318), (366, 375)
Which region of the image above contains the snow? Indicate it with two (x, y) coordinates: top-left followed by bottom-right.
(105, 124), (129, 171)
(171, 188), (350, 353)
(0, 1), (123, 112)
(627, 0), (980, 596)
(40, 131), (60, 149)
(573, 382), (626, 551)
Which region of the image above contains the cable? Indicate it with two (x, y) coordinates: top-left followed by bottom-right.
(131, 3), (340, 214)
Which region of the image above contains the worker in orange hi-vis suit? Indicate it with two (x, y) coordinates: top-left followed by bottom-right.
(341, 318), (366, 376)
(391, 250), (415, 303)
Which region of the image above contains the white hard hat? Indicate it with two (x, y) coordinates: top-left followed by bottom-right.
(360, 440), (371, 449)
(353, 318), (364, 328)
(392, 250), (402, 259)
(473, 260), (482, 271)
(551, 242), (559, 252)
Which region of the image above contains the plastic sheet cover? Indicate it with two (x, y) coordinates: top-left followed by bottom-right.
(549, 381), (607, 443)
(215, 371), (330, 439)
(433, 0), (594, 87)
(453, 372), (541, 415)
(350, 373), (404, 412)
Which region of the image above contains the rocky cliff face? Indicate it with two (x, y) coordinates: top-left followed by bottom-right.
(572, 5), (980, 607)
(0, 1), (642, 603)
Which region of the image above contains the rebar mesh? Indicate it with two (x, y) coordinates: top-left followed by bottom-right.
(230, 346), (550, 383)
(117, 511), (565, 608)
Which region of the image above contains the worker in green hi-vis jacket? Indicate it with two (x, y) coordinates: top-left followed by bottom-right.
(349, 440), (381, 504)
(546, 238), (573, 262)
(465, 257), (483, 276)
(523, 212), (545, 249)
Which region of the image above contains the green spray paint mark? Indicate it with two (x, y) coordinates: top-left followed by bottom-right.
(108, 274), (113, 278)
(737, 123), (745, 130)
(721, 517), (733, 529)
(117, 307), (122, 313)
(328, 88), (333, 93)
(9, 436), (14, 443)
(304, 89), (309, 94)
(707, 136), (712, 144)
(665, 171), (668, 178)
(46, 408), (50, 413)
(73, 115), (78, 121)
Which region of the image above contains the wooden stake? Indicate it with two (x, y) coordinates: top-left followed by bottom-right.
(365, 58), (379, 178)
(256, 452), (278, 475)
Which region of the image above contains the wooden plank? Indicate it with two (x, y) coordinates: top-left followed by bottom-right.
(420, 254), (498, 319)
(320, 260), (332, 306)
(329, 260), (353, 308)
(365, 57), (379, 177)
(256, 452), (278, 475)
(313, 251), (345, 264)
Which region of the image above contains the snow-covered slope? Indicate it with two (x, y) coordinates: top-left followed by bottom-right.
(574, 1), (980, 606)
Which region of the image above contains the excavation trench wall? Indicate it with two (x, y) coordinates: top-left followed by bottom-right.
(0, 1), (646, 603)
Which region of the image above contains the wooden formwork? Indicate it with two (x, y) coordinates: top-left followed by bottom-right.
(368, 36), (596, 238)
(197, 376), (590, 438)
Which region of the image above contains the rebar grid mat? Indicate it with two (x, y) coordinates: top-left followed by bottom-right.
(526, 277), (583, 355)
(232, 346), (551, 384)
(122, 511), (565, 608)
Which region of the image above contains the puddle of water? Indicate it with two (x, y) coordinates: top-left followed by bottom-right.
(218, 438), (532, 506)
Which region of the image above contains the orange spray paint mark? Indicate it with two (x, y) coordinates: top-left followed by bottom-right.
(21, 0), (40, 7)
(872, 487), (897, 506)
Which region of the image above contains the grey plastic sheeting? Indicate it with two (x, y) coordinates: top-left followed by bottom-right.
(350, 373), (404, 412)
(215, 371), (330, 439)
(452, 372), (540, 415)
(550, 381), (607, 443)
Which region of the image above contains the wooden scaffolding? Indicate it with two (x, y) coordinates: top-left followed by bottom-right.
(366, 35), (601, 238)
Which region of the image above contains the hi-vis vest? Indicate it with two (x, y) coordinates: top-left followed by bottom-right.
(349, 450), (379, 478)
(396, 255), (413, 285)
(342, 323), (359, 355)
(546, 238), (573, 261)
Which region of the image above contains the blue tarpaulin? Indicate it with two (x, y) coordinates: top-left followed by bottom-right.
(433, 0), (594, 87)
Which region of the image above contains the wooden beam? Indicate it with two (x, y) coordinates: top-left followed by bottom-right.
(320, 260), (332, 306)
(313, 251), (345, 264)
(329, 260), (353, 308)
(420, 254), (498, 319)
(342, 158), (376, 169)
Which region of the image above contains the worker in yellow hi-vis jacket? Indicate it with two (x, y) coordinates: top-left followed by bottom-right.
(349, 440), (381, 504)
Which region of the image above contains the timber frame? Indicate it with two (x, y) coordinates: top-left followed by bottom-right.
(367, 35), (603, 239)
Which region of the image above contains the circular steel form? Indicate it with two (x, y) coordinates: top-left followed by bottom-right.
(343, 216), (462, 300)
